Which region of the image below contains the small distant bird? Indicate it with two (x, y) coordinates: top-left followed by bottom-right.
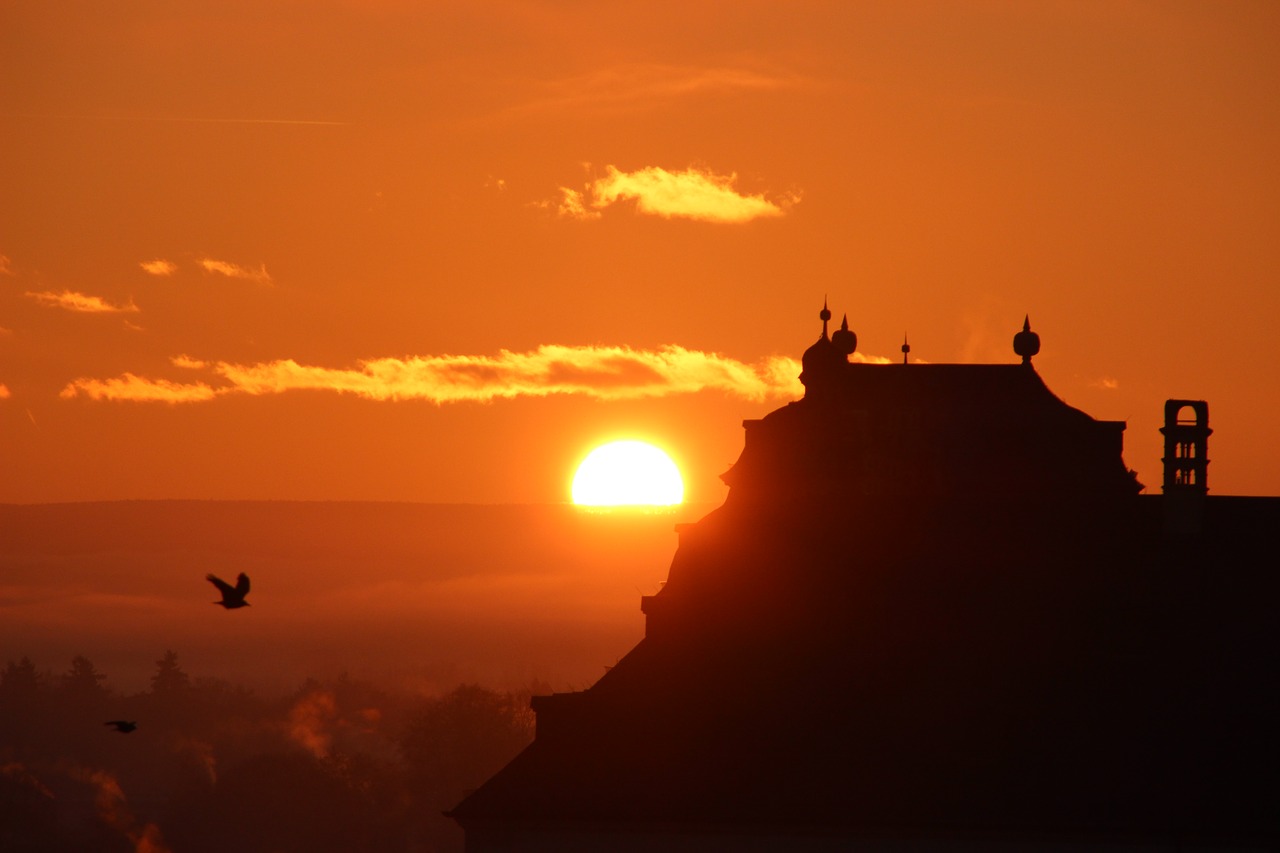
(207, 572), (251, 609)
(105, 720), (137, 734)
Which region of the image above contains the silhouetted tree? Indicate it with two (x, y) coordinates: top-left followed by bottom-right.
(150, 650), (190, 696)
(61, 655), (109, 700)
(0, 657), (51, 754)
(194, 752), (375, 853)
(0, 656), (42, 698)
(401, 684), (533, 794)
(400, 684), (535, 853)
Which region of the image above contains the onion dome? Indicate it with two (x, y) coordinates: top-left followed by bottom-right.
(800, 301), (846, 391)
(1013, 315), (1041, 365)
(831, 314), (857, 356)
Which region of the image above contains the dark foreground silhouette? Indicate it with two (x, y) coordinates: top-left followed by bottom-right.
(1, 653), (537, 853)
(452, 309), (1279, 852)
(103, 720), (136, 734)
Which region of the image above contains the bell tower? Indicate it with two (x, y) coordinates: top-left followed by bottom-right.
(1160, 399), (1211, 536)
(1160, 400), (1211, 494)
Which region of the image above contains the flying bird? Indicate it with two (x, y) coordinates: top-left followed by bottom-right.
(105, 720), (137, 734)
(207, 572), (251, 609)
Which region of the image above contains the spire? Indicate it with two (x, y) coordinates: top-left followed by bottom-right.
(901, 333), (910, 365)
(801, 302), (845, 394)
(1013, 314), (1041, 365)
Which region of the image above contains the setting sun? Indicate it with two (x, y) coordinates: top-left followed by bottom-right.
(571, 441), (684, 507)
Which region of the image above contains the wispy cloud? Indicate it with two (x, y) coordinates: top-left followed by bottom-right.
(0, 255), (12, 275)
(25, 290), (139, 314)
(140, 259), (177, 276)
(552, 187), (601, 221)
(0, 384), (10, 400)
(511, 63), (805, 116)
(550, 165), (798, 223)
(197, 258), (273, 285)
(62, 372), (218, 403)
(18, 113), (346, 126)
(62, 345), (815, 404)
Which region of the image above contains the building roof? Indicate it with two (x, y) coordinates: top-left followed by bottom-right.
(450, 313), (1279, 848)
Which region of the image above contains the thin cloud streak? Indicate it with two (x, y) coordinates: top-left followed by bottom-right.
(140, 259), (177, 276)
(61, 345), (814, 404)
(61, 373), (218, 403)
(509, 63), (806, 116)
(13, 113), (347, 126)
(197, 258), (273, 285)
(25, 290), (139, 314)
(554, 165), (798, 223)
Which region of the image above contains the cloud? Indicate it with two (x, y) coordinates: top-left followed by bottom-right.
(1092, 377), (1120, 390)
(0, 255), (12, 275)
(554, 165), (797, 223)
(62, 345), (811, 404)
(197, 257), (272, 284)
(510, 63), (805, 116)
(61, 372), (218, 403)
(140, 259), (177, 276)
(550, 187), (601, 220)
(0, 384), (10, 399)
(25, 290), (139, 314)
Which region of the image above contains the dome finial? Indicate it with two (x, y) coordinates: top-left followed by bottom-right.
(819, 298), (832, 339)
(1013, 314), (1041, 365)
(901, 333), (911, 365)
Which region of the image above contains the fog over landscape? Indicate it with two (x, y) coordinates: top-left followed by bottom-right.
(1, 501), (706, 694)
(1, 501), (713, 851)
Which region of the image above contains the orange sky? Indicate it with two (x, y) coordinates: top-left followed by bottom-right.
(3, 0), (1279, 504)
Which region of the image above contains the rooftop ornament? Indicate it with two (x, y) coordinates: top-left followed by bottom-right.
(1013, 315), (1041, 365)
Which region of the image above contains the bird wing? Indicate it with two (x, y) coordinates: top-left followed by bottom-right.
(234, 573), (250, 597)
(206, 573), (236, 597)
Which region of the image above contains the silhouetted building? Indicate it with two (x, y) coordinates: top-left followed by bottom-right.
(450, 308), (1278, 852)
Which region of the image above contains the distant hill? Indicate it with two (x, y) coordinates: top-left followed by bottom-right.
(0, 501), (711, 695)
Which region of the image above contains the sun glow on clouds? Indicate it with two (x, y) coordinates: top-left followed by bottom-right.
(25, 290), (139, 314)
(61, 345), (810, 404)
(554, 165), (797, 223)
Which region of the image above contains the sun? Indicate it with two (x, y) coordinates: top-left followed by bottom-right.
(571, 440), (684, 507)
